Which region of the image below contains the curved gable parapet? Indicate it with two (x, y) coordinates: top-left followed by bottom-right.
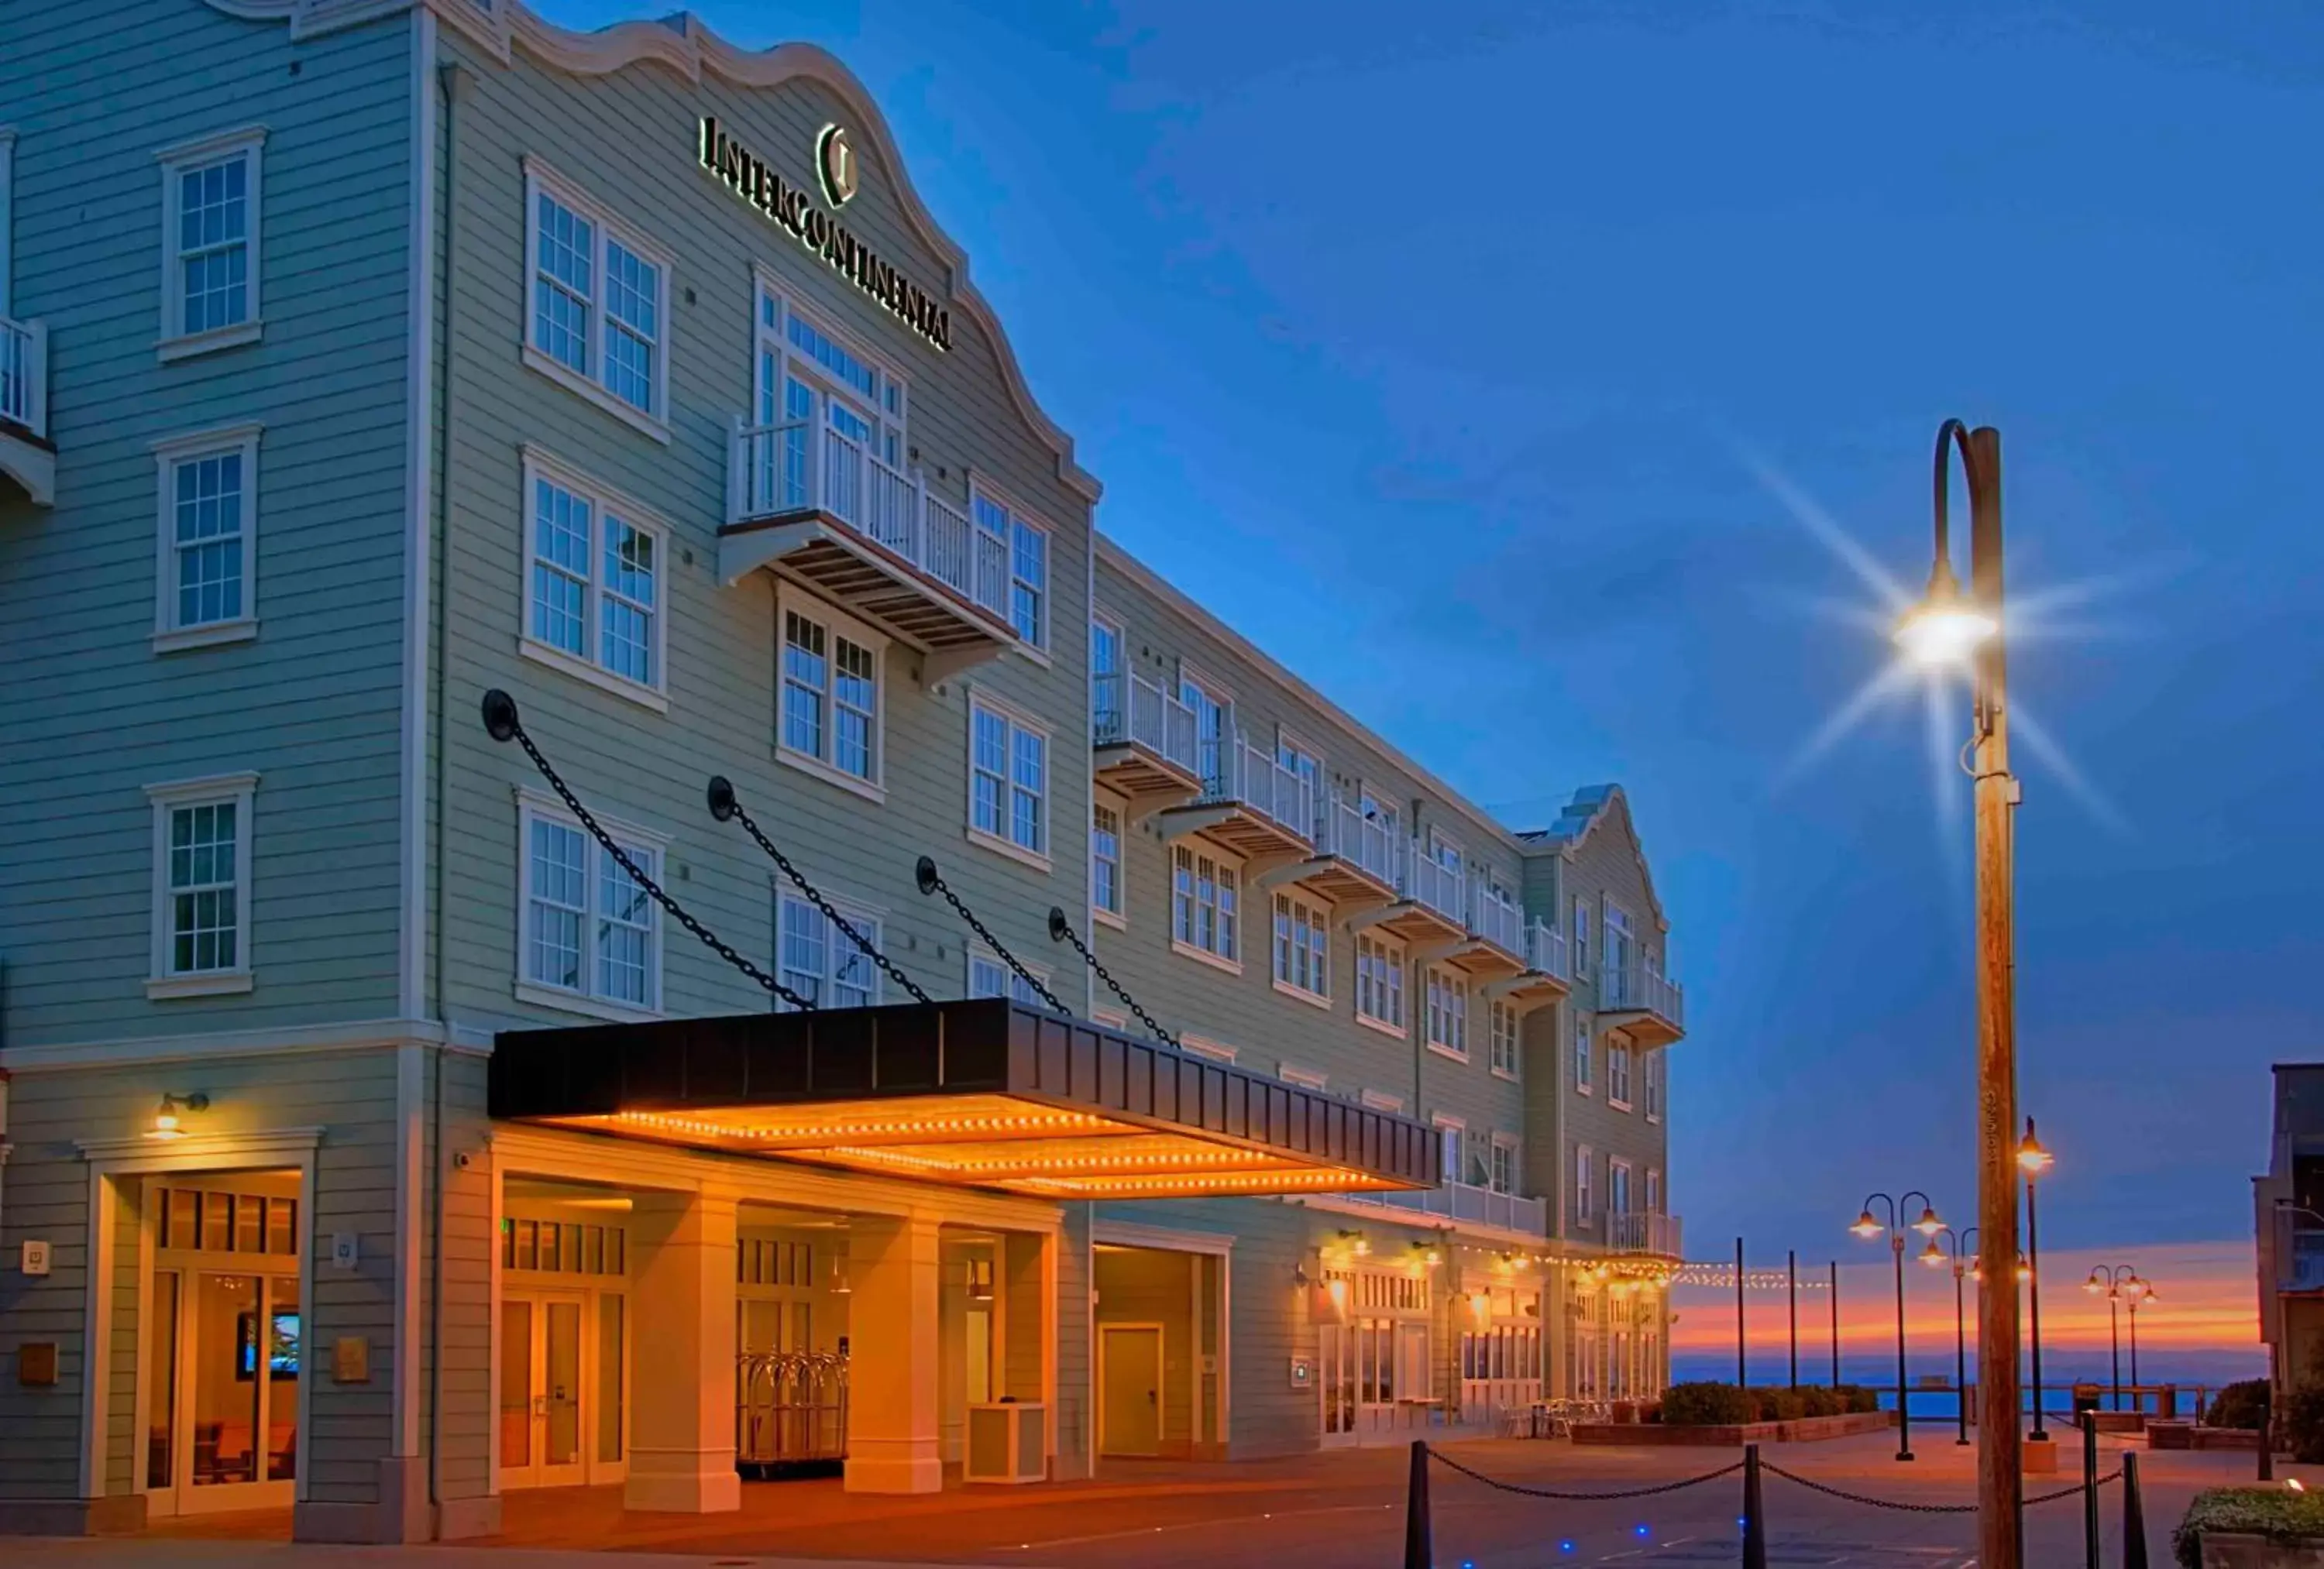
(1521, 784), (1667, 931)
(207, 0), (1101, 502)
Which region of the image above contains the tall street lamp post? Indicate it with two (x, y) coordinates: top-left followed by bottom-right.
(2018, 1120), (2054, 1439)
(1893, 419), (2020, 1567)
(2085, 1265), (2148, 1412)
(1854, 1190), (1946, 1461)
(1923, 1226), (1976, 1447)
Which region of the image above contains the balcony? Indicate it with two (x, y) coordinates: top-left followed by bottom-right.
(1599, 962), (1685, 1047)
(1342, 1179), (1549, 1239)
(1608, 1211), (1684, 1260)
(0, 314), (53, 506)
(1446, 884), (1528, 980)
(1354, 843), (1469, 947)
(720, 417), (1016, 677)
(1262, 793), (1400, 908)
(1157, 733), (1315, 864)
(1490, 919), (1573, 1007)
(1092, 671), (1202, 812)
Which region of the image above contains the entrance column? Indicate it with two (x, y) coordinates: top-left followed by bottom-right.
(844, 1210), (942, 1494)
(624, 1189), (741, 1513)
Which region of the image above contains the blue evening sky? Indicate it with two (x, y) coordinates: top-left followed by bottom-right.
(545, 2), (2324, 1286)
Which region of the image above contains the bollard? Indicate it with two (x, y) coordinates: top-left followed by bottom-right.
(2123, 1448), (2149, 1569)
(2082, 1412), (2100, 1569)
(1404, 1439), (1432, 1569)
(2261, 1382), (2275, 1483)
(1742, 1442), (1768, 1569)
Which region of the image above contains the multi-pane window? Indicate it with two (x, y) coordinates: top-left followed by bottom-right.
(1645, 1168), (1662, 1214)
(1092, 802), (1123, 920)
(1276, 733), (1322, 815)
(1437, 1123), (1466, 1186)
(1573, 1013), (1593, 1092)
(1608, 1042), (1635, 1108)
(1356, 934), (1405, 1031)
(521, 804), (660, 1012)
(968, 953), (1050, 1007)
(1573, 898), (1591, 977)
(779, 597), (883, 789)
(1609, 1159), (1633, 1217)
(777, 893), (880, 1011)
(1490, 1138), (1519, 1196)
(1181, 674), (1229, 794)
(1272, 892), (1329, 999)
(521, 455), (665, 700)
(968, 699), (1047, 859)
(160, 129), (263, 349)
(1489, 1000), (1520, 1077)
(1171, 845), (1239, 964)
(524, 160), (671, 427)
(970, 489), (1049, 647)
(146, 773), (256, 996)
(1645, 1051), (1665, 1120)
(1424, 966), (1468, 1057)
(153, 426), (261, 645)
(1574, 1145), (1595, 1227)
(754, 291), (909, 521)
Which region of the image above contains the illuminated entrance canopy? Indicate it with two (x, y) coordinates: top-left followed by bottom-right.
(491, 999), (1440, 1200)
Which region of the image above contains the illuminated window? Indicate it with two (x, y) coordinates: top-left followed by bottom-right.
(1171, 844), (1239, 966)
(517, 795), (662, 1016)
(1356, 933), (1406, 1033)
(968, 695), (1048, 863)
(524, 158), (672, 434)
(521, 451), (665, 706)
(779, 590), (885, 795)
(1272, 891), (1329, 1001)
(778, 892), (881, 1011)
(158, 127), (263, 356)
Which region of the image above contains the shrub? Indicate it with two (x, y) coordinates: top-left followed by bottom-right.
(2282, 1381), (2324, 1464)
(1835, 1383), (1882, 1414)
(2205, 1378), (2269, 1430)
(1799, 1386), (1841, 1418)
(2174, 1487), (2324, 1569)
(1750, 1387), (1807, 1422)
(1659, 1382), (1759, 1426)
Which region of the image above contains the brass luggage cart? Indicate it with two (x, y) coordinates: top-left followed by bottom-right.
(736, 1349), (849, 1480)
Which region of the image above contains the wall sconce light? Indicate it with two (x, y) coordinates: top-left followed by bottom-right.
(146, 1093), (210, 1142)
(1336, 1228), (1370, 1258)
(1467, 1289), (1491, 1320)
(1325, 1276), (1349, 1315)
(966, 1257), (995, 1302)
(829, 1251), (853, 1295)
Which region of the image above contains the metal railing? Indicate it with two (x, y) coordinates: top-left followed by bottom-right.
(1401, 843), (1467, 925)
(1600, 961), (1685, 1025)
(1, 315), (46, 438)
(1351, 1179), (1549, 1238)
(1314, 793), (1400, 885)
(1522, 919), (1570, 981)
(1469, 885), (1525, 956)
(730, 417), (1009, 624)
(1093, 670), (1199, 773)
(1195, 733), (1315, 843)
(1608, 1211), (1684, 1257)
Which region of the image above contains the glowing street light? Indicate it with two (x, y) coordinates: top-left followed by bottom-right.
(2019, 1117), (2054, 1444)
(2086, 1265), (2150, 1412)
(1851, 1190), (1944, 1461)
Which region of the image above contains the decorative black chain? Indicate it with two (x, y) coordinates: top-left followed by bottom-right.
(1047, 907), (1177, 1047)
(708, 778), (931, 1004)
(1762, 1460), (2120, 1514)
(913, 857), (1070, 1014)
(1425, 1447), (1745, 1501)
(2029, 1470), (2123, 1505)
(481, 692), (816, 1012)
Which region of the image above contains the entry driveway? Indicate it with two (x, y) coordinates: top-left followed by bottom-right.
(11, 1430), (2297, 1567)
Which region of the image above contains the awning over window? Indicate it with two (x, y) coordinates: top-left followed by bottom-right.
(490, 999), (1442, 1200)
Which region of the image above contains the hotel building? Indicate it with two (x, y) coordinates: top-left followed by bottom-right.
(0, 0), (1687, 1542)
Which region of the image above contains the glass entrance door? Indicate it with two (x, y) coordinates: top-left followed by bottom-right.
(155, 1269), (301, 1514)
(500, 1291), (589, 1488)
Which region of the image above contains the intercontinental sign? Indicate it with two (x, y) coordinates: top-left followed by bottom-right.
(700, 115), (953, 353)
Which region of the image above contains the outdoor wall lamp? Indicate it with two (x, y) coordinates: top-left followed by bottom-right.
(146, 1092), (209, 1141)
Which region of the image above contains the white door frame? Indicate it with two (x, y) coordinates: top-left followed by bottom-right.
(1096, 1322), (1166, 1457)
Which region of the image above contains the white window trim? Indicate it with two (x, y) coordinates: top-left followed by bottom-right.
(1169, 840), (1243, 975)
(775, 582), (889, 803)
(966, 946), (1052, 1005)
(1433, 1114), (1467, 1186)
(1359, 1087), (1407, 1114)
(1574, 1144), (1594, 1229)
(1573, 1011), (1594, 1095)
(150, 422), (263, 653)
(1178, 1034), (1237, 1065)
(1490, 1133), (1522, 1196)
(1422, 964), (1469, 1062)
(1608, 1157), (1635, 1216)
(968, 472), (1054, 658)
(513, 784), (669, 1025)
(520, 156), (674, 444)
(145, 771), (260, 998)
(1645, 1167), (1663, 1212)
(964, 688), (1053, 872)
(1092, 1006), (1129, 1030)
(1277, 1061), (1328, 1091)
(1488, 997), (1521, 1083)
(517, 445), (672, 713)
(1607, 1039), (1635, 1113)
(1353, 932), (1408, 1039)
(1645, 1050), (1665, 1125)
(1270, 889), (1331, 1008)
(1092, 788), (1128, 930)
(778, 888), (885, 1011)
(156, 125), (266, 362)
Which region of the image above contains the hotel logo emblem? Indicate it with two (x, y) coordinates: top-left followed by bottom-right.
(817, 125), (858, 207)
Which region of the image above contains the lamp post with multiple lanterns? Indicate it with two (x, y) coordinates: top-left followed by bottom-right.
(2085, 1265), (2153, 1412)
(1891, 418), (2020, 1565)
(1923, 1226), (1977, 1447)
(2018, 1119), (2053, 1439)
(1853, 1190), (1945, 1461)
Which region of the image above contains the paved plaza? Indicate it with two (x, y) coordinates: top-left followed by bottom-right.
(2, 1430), (2297, 1567)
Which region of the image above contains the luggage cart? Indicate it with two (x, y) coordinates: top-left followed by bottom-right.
(736, 1349), (849, 1480)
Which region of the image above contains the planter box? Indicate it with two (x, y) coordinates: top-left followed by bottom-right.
(1573, 1411), (1891, 1446)
(2202, 1530), (2324, 1567)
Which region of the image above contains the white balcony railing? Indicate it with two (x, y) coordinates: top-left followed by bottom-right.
(1401, 843), (1467, 925)
(1093, 670), (1199, 774)
(1469, 885), (1525, 956)
(731, 417), (1009, 626)
(1, 315), (47, 439)
(1195, 733), (1315, 843)
(1345, 1179), (1549, 1238)
(1522, 918), (1571, 982)
(1600, 962), (1685, 1025)
(1609, 1211), (1684, 1258)
(1314, 793), (1399, 886)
